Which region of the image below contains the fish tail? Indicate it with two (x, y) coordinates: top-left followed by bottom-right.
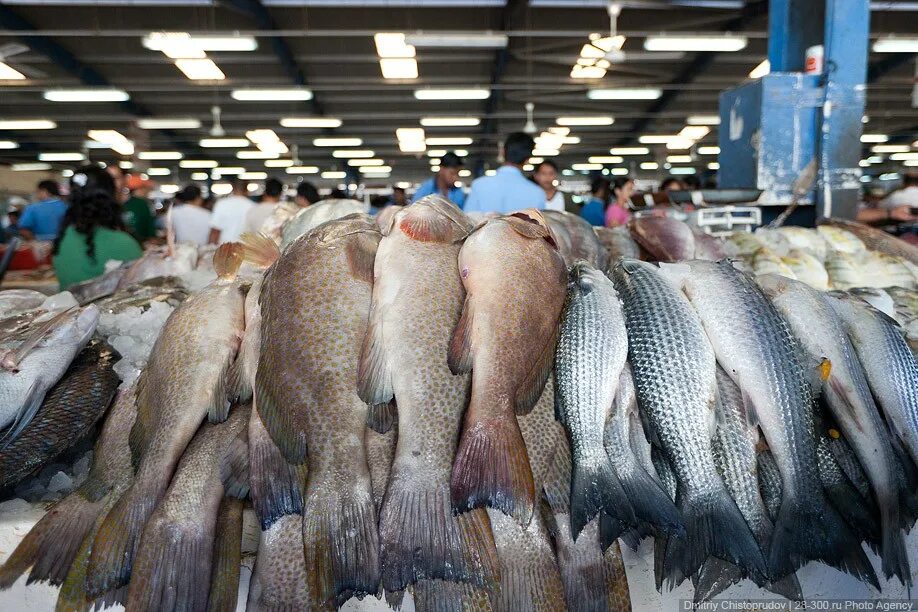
(692, 557), (742, 604)
(553, 514), (631, 612)
(85, 485), (157, 596)
(411, 579), (494, 612)
(569, 449), (635, 539)
(450, 414), (535, 524)
(213, 242), (246, 279)
(124, 513), (214, 612)
(302, 488), (381, 606)
(616, 463), (683, 537)
(207, 497), (244, 612)
(239, 232), (281, 268)
(247, 514), (309, 611)
(770, 494), (879, 588)
(879, 496), (912, 588)
(249, 408), (305, 530)
(664, 486), (767, 589)
(0, 492), (104, 588)
(379, 482), (499, 592)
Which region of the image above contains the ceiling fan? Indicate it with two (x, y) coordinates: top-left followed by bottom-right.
(0, 43), (47, 79)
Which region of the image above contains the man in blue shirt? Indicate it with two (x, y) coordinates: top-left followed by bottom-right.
(464, 132), (546, 214)
(19, 180), (67, 241)
(580, 177), (611, 226)
(412, 151), (466, 208)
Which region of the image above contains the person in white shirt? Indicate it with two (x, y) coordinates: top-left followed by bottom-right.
(243, 177), (284, 233)
(857, 173), (917, 225)
(171, 185), (212, 246)
(208, 179), (254, 244)
(531, 159), (576, 213)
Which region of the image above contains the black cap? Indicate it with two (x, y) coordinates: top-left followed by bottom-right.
(439, 151), (464, 168)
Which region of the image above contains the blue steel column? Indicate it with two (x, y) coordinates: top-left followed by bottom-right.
(818, 0), (870, 219)
(767, 0), (824, 72)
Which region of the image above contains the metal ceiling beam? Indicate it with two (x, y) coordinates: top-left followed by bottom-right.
(867, 54), (915, 83)
(224, 0), (325, 116)
(615, 0), (768, 146)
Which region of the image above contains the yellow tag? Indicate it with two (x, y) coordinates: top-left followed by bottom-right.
(820, 359), (832, 381)
(828, 428), (840, 439)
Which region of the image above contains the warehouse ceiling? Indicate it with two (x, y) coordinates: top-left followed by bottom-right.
(0, 0), (915, 187)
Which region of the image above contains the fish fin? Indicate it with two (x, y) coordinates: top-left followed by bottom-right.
(569, 449), (635, 540)
(398, 207), (465, 243)
(213, 242), (245, 279)
(769, 493), (878, 588)
(693, 557), (742, 603)
(346, 234), (378, 284)
(254, 367), (308, 464)
(302, 488), (381, 606)
(220, 424), (250, 499)
(450, 415), (535, 524)
(553, 515), (632, 612)
(766, 572), (804, 601)
(514, 323), (558, 416)
(2, 306), (77, 371)
(356, 309), (394, 407)
(239, 232), (281, 268)
(207, 497), (244, 612)
(616, 464), (683, 538)
(447, 297), (474, 375)
(248, 409), (305, 529)
(505, 211), (559, 250)
(208, 358), (234, 423)
(379, 482), (499, 592)
(367, 400), (397, 435)
(878, 495), (912, 588)
(663, 486), (767, 590)
(411, 579), (493, 612)
(85, 484), (157, 596)
(0, 380), (44, 450)
(124, 512), (214, 612)
(654, 535), (674, 591)
(0, 492), (104, 588)
(599, 513), (628, 553)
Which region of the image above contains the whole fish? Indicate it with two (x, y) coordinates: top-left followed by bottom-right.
(869, 252), (917, 289)
(690, 227), (726, 261)
(0, 381), (135, 591)
(611, 259), (765, 587)
(752, 247), (796, 280)
(824, 249), (865, 290)
(544, 210), (607, 269)
(554, 262), (636, 536)
(817, 225), (866, 254)
(629, 217), (695, 262)
(595, 226), (639, 269)
(375, 204), (404, 235)
(93, 277), (188, 315)
(724, 232), (762, 258)
(761, 274), (910, 585)
(356, 197), (498, 595)
(781, 249), (829, 290)
(68, 263), (131, 304)
(822, 218), (918, 265)
(0, 339), (119, 490)
(125, 405), (250, 612)
(0, 289), (46, 318)
(775, 226), (828, 261)
(117, 243), (199, 289)
(886, 286), (918, 353)
(672, 259), (875, 584)
(449, 211), (566, 523)
(827, 293), (918, 469)
(0, 305), (99, 442)
(280, 199), (370, 249)
(87, 243), (249, 595)
(256, 215), (382, 605)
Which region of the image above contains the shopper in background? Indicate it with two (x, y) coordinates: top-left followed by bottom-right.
(170, 185), (212, 246)
(412, 151), (467, 208)
(4, 205), (23, 241)
(123, 175), (157, 241)
(209, 178), (254, 244)
(464, 132), (545, 214)
(682, 174), (701, 191)
(244, 177), (284, 233)
(659, 177), (684, 192)
(295, 182), (321, 208)
(390, 186), (408, 207)
(858, 173), (917, 225)
(19, 180), (67, 241)
(52, 165), (143, 290)
(106, 165), (129, 204)
(580, 177), (610, 226)
(531, 160), (576, 213)
(606, 177), (634, 227)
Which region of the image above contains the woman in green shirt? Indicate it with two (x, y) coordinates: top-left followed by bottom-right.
(52, 165), (143, 290)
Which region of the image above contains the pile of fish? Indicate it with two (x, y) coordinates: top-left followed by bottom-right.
(1, 198), (916, 611)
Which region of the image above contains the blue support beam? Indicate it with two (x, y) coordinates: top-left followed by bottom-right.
(767, 0), (824, 71)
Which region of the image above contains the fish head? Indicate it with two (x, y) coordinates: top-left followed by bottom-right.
(392, 195), (473, 244)
(568, 261), (602, 296)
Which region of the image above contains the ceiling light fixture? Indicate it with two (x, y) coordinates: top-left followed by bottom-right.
(872, 144), (910, 153)
(348, 158), (385, 166)
(142, 32), (257, 54)
(860, 134), (889, 143)
(38, 152), (85, 162)
(666, 154), (693, 163)
(137, 117), (201, 130)
(279, 117), (342, 128)
(425, 137), (473, 146)
(0, 141), (19, 149)
(640, 162), (659, 170)
(200, 138), (249, 148)
(174, 58), (225, 80)
(749, 59), (770, 78)
(572, 163), (603, 171)
(404, 32), (508, 48)
(12, 163), (51, 171)
(380, 58), (419, 79)
(414, 88), (490, 100)
(0, 62), (26, 80)
(420, 117), (481, 127)
(0, 119), (56, 130)
(697, 146), (721, 155)
(570, 65), (606, 79)
(138, 151), (183, 160)
(611, 147), (650, 155)
(588, 156), (624, 164)
(322, 171), (347, 179)
(397, 127), (427, 153)
(332, 149), (375, 158)
(670, 167), (697, 175)
(678, 125), (711, 140)
(179, 159), (219, 168)
(556, 116), (614, 126)
(359, 165), (392, 173)
(638, 135), (680, 144)
(286, 165), (320, 174)
(644, 35), (747, 52)
(587, 88), (662, 100)
(43, 88), (129, 102)
(145, 167), (171, 176)
(231, 88), (313, 101)
(265, 159), (294, 167)
(237, 150), (279, 159)
(872, 37), (918, 53)
(314, 137), (363, 147)
(686, 115), (720, 126)
(374, 33), (416, 58)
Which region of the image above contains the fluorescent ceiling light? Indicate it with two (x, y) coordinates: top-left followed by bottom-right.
(572, 163), (602, 171)
(611, 147), (650, 155)
(145, 167), (171, 176)
(644, 35), (747, 52)
(214, 166), (245, 174)
(405, 32), (508, 48)
(588, 156), (623, 164)
(231, 88), (313, 101)
(0, 62), (26, 80)
(139, 151), (183, 160)
(374, 33), (416, 58)
(666, 155), (693, 163)
(547, 127), (570, 136)
(38, 152), (85, 162)
(322, 171), (347, 179)
(0, 119), (56, 130)
(12, 163), (51, 171)
(398, 127), (427, 152)
(210, 183), (233, 195)
(872, 37), (918, 53)
(889, 152), (918, 160)
(286, 166), (320, 174)
(314, 137), (363, 147)
(666, 137), (696, 150)
(332, 149), (375, 158)
(257, 141), (288, 155)
(380, 58), (419, 79)
(143, 32), (257, 55)
(679, 126), (711, 140)
(179, 159), (218, 168)
(686, 115), (720, 126)
(360, 165), (392, 173)
(240, 171), (268, 180)
(588, 88), (662, 100)
(414, 88), (489, 100)
(265, 159), (294, 167)
(0, 141), (19, 149)
(697, 146), (720, 155)
(560, 136), (580, 145)
(610, 168), (628, 176)
(670, 167), (697, 175)
(639, 135), (680, 144)
(426, 137), (473, 146)
(640, 162), (659, 170)
(88, 129), (134, 155)
(348, 158), (385, 166)
(872, 144), (909, 153)
(160, 184), (180, 194)
(708, 162), (720, 170)
(43, 88), (129, 102)
(749, 59), (770, 78)
(556, 116), (614, 126)
(137, 117), (201, 130)
(237, 150), (279, 159)
(191, 172), (209, 180)
(861, 134), (888, 143)
(200, 138), (249, 148)
(571, 65), (606, 79)
(175, 59), (225, 81)
(246, 129), (280, 144)
(420, 117), (480, 127)
(427, 149), (447, 157)
(119, 162), (133, 169)
(62, 169), (74, 177)
(532, 148), (559, 157)
(280, 117), (342, 128)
